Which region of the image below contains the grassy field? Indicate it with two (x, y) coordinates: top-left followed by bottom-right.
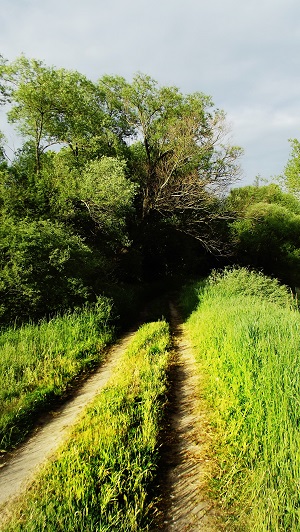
(183, 268), (300, 531)
(1, 320), (170, 531)
(0, 297), (114, 451)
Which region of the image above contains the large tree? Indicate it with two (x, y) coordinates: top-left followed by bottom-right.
(99, 73), (242, 251)
(0, 56), (107, 174)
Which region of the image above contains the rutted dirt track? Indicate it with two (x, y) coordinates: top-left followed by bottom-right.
(156, 304), (219, 531)
(0, 305), (220, 530)
(0, 330), (136, 525)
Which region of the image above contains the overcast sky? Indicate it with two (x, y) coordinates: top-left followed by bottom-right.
(1, 0), (300, 185)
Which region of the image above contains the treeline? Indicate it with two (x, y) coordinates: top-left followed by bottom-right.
(0, 55), (300, 325)
(0, 55), (241, 324)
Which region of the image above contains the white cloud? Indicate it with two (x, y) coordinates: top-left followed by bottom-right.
(1, 0), (300, 184)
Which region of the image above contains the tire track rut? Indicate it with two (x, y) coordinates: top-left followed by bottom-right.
(156, 303), (220, 531)
(0, 330), (136, 524)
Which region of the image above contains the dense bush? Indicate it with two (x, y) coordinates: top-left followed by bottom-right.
(0, 216), (98, 323)
(227, 185), (300, 287)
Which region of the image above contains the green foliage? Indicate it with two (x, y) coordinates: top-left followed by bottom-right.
(282, 138), (300, 198)
(0, 149), (140, 323)
(2, 321), (170, 531)
(0, 298), (113, 451)
(78, 157), (137, 245)
(0, 216), (97, 323)
(227, 183), (300, 215)
(206, 267), (295, 308)
(99, 72), (241, 249)
(1, 56), (107, 172)
(227, 185), (300, 286)
(0, 145), (61, 219)
(185, 268), (300, 530)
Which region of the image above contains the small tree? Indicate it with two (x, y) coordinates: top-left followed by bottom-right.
(282, 138), (300, 198)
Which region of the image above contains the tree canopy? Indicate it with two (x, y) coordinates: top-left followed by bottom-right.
(0, 56), (109, 173)
(99, 73), (242, 239)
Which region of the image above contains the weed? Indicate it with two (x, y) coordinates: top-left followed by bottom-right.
(0, 297), (114, 450)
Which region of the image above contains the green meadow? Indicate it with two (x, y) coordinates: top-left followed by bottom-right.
(2, 266), (300, 531)
(0, 297), (113, 451)
(184, 268), (300, 531)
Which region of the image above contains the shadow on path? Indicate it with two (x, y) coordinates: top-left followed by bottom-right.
(154, 303), (221, 531)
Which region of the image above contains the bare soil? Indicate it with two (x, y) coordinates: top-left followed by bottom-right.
(155, 303), (221, 531)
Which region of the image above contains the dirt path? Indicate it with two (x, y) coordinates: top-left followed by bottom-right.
(156, 303), (220, 531)
(0, 329), (136, 524)
(0, 304), (221, 530)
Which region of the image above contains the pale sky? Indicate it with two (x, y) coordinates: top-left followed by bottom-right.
(1, 0), (300, 185)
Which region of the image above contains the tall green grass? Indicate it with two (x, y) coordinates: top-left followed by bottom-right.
(184, 268), (300, 531)
(2, 321), (170, 532)
(0, 297), (114, 451)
